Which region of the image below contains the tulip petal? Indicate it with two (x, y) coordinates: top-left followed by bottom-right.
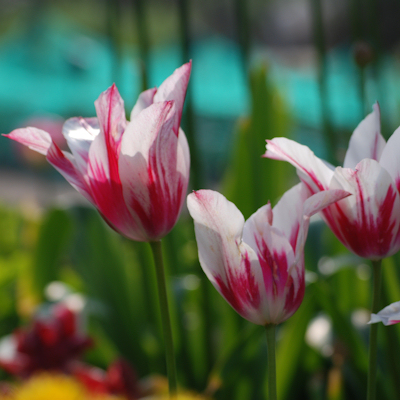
(243, 203), (299, 324)
(5, 127), (92, 202)
(119, 101), (185, 240)
(94, 84), (127, 182)
(369, 300), (400, 326)
(271, 183), (309, 251)
(187, 190), (267, 325)
(130, 87), (157, 120)
(327, 159), (400, 259)
(4, 127), (52, 155)
(47, 143), (93, 201)
(87, 85), (130, 233)
(378, 126), (400, 192)
(265, 137), (334, 193)
(296, 188), (351, 258)
(62, 117), (99, 176)
(86, 131), (140, 240)
(154, 61), (192, 135)
(343, 103), (385, 169)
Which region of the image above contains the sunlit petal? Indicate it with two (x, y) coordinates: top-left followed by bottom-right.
(265, 137), (334, 193)
(343, 103), (385, 169)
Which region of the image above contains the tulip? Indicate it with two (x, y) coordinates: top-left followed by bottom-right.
(4, 63), (192, 397)
(187, 183), (349, 326)
(264, 103), (400, 261)
(369, 300), (400, 326)
(187, 184), (348, 400)
(4, 62), (192, 243)
(265, 103), (399, 400)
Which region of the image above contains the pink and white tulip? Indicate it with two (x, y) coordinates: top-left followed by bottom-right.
(4, 63), (192, 242)
(187, 184), (349, 325)
(265, 103), (400, 260)
(369, 300), (400, 326)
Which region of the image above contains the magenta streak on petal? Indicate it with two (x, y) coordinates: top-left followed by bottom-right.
(88, 156), (137, 238)
(389, 320), (400, 325)
(282, 273), (305, 321)
(255, 236), (288, 301)
(127, 153), (184, 240)
(396, 178), (400, 194)
(104, 85), (123, 186)
(47, 143), (90, 199)
(266, 141), (326, 192)
(323, 179), (397, 259)
(288, 222), (300, 253)
(136, 108), (184, 239)
(214, 252), (261, 317)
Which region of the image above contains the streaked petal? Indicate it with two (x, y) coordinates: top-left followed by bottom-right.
(87, 86), (129, 228)
(86, 132), (140, 240)
(5, 127), (92, 202)
(296, 188), (351, 259)
(243, 203), (299, 324)
(187, 190), (266, 325)
(327, 159), (400, 259)
(94, 84), (127, 180)
(130, 87), (157, 120)
(119, 101), (184, 240)
(378, 126), (400, 192)
(47, 142), (92, 201)
(154, 61), (192, 135)
(369, 301), (400, 326)
(271, 183), (308, 250)
(62, 117), (99, 176)
(343, 103), (385, 168)
(4, 127), (52, 155)
(265, 137), (334, 193)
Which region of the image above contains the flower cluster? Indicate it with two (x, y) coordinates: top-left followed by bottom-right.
(0, 304), (139, 399)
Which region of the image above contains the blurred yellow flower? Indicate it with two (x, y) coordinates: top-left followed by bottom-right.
(0, 373), (125, 400)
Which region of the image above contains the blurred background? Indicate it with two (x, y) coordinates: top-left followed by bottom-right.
(0, 0), (400, 399)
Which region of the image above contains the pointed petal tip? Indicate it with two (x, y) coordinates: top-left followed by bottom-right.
(4, 127), (53, 156)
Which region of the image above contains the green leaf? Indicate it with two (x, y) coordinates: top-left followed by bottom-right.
(32, 208), (73, 300)
(222, 64), (294, 219)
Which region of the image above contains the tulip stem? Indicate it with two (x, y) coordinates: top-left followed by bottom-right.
(149, 240), (178, 397)
(367, 259), (382, 400)
(265, 324), (277, 400)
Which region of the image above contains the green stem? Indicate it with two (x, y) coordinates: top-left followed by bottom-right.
(132, 0), (150, 91)
(149, 240), (178, 397)
(310, 0), (336, 164)
(265, 324), (277, 400)
(367, 259), (382, 400)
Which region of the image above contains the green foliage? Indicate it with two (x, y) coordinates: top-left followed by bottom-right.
(222, 63), (295, 219)
(32, 208), (72, 301)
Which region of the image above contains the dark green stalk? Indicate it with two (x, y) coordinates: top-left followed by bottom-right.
(310, 0), (336, 164)
(149, 240), (178, 397)
(367, 259), (382, 400)
(177, 0), (190, 66)
(132, 0), (150, 91)
(106, 0), (123, 85)
(177, 0), (211, 374)
(177, 0), (201, 189)
(234, 0), (251, 72)
(265, 324), (277, 400)
(380, 287), (400, 395)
